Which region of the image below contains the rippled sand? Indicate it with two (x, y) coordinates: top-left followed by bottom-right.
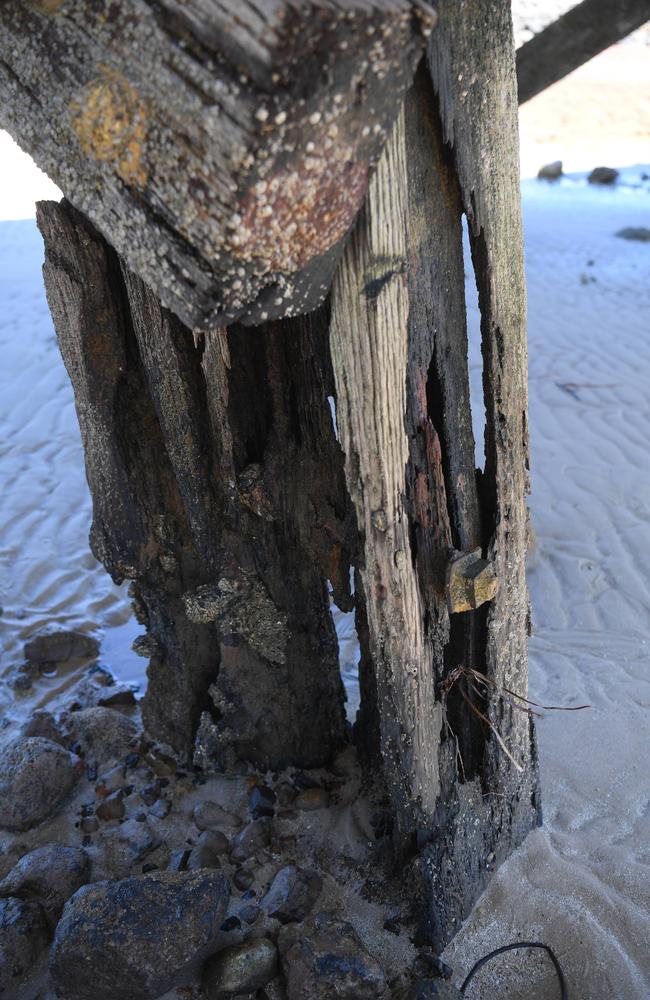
(443, 170), (650, 998)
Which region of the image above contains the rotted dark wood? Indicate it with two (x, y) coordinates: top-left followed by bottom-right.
(2, 0), (435, 329)
(517, 0), (650, 104)
(37, 198), (355, 770)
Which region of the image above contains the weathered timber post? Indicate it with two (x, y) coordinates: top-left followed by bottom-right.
(37, 200), (355, 769)
(329, 1), (540, 944)
(3, 0), (545, 948)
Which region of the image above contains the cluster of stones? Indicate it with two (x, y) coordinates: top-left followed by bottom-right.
(0, 631), (461, 1000)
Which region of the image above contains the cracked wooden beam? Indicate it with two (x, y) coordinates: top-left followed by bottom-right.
(0, 0), (435, 328)
(516, 0), (650, 104)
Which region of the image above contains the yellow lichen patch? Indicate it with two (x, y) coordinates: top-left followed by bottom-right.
(27, 0), (65, 13)
(70, 67), (149, 188)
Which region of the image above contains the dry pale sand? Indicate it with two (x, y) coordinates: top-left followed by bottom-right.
(518, 42), (650, 177)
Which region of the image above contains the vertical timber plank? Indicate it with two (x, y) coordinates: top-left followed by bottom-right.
(330, 106), (443, 844)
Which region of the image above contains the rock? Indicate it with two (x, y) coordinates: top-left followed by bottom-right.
(80, 816), (99, 834)
(233, 868), (254, 892)
(276, 782), (297, 808)
(260, 865), (322, 924)
(19, 710), (66, 745)
(49, 870), (230, 1000)
(408, 981), (463, 999)
(9, 665), (35, 692)
(150, 797), (171, 819)
(294, 787), (330, 811)
(105, 819), (160, 875)
(0, 844), (89, 929)
(140, 779), (162, 806)
(142, 746), (176, 776)
(0, 738), (81, 831)
(66, 706), (139, 763)
(0, 897), (49, 995)
(249, 784), (276, 819)
(186, 830), (227, 870)
(96, 789), (125, 822)
(616, 226), (650, 242)
(194, 800), (241, 832)
(279, 911), (387, 999)
(230, 818), (271, 862)
(95, 764), (126, 797)
(168, 849), (191, 872)
(588, 166), (619, 185)
(203, 938), (278, 998)
(95, 685), (137, 708)
(24, 628), (100, 663)
(537, 160), (562, 180)
(239, 903), (259, 924)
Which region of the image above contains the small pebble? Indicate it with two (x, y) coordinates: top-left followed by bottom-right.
(80, 816), (99, 834)
(249, 784), (276, 819)
(143, 748), (176, 776)
(140, 780), (162, 806)
(96, 789), (125, 821)
(193, 800), (241, 832)
(239, 903), (259, 925)
(150, 797), (171, 819)
(233, 868), (254, 892)
(275, 782), (296, 808)
(294, 787), (330, 811)
(168, 849), (190, 872)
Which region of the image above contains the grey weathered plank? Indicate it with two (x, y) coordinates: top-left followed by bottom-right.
(1, 0), (435, 328)
(424, 0), (540, 944)
(517, 0), (650, 104)
(329, 1), (540, 946)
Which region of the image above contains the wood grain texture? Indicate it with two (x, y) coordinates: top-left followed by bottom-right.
(517, 0), (650, 104)
(330, 104), (444, 841)
(37, 198), (354, 770)
(2, 0), (435, 328)
(329, 3), (540, 945)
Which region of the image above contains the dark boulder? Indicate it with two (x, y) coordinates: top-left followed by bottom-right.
(49, 870), (230, 1000)
(278, 911), (387, 999)
(0, 844), (89, 929)
(0, 897), (49, 996)
(202, 938), (278, 998)
(0, 737), (81, 831)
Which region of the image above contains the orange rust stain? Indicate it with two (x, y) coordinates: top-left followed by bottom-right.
(233, 154), (368, 271)
(70, 67), (149, 188)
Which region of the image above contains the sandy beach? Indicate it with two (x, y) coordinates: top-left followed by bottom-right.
(1, 28), (649, 1000)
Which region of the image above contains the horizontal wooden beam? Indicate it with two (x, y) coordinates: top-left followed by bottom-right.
(517, 0), (650, 104)
(0, 1), (435, 327)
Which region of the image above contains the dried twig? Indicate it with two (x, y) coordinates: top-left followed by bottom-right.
(439, 664), (590, 773)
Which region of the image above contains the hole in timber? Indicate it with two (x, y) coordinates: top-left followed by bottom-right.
(463, 213), (486, 473)
(327, 394), (339, 440)
(328, 572), (360, 723)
